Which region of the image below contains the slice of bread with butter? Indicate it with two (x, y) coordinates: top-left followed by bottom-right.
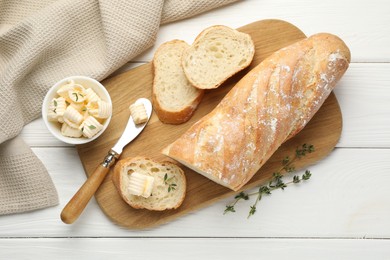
(112, 156), (186, 211)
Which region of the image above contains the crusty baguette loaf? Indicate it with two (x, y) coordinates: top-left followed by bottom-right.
(152, 40), (204, 124)
(112, 157), (186, 210)
(163, 33), (351, 191)
(182, 25), (255, 89)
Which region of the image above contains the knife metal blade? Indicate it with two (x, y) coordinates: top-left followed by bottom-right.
(111, 97), (153, 155)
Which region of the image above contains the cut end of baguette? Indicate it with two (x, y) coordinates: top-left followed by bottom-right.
(182, 25), (255, 89)
(112, 156), (186, 211)
(153, 40), (204, 124)
(162, 144), (236, 190)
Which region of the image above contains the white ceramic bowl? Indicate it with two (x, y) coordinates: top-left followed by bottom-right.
(42, 76), (112, 145)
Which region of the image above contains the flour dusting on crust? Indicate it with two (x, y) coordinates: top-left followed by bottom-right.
(163, 33), (351, 191)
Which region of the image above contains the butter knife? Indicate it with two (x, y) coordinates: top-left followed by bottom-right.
(61, 98), (153, 224)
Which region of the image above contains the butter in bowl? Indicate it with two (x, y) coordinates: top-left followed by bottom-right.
(42, 76), (112, 145)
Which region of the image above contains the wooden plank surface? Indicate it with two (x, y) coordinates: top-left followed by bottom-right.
(75, 19), (343, 229)
(3, 0), (390, 257)
(1, 238), (389, 259)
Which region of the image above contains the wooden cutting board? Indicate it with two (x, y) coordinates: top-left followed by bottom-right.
(77, 19), (342, 229)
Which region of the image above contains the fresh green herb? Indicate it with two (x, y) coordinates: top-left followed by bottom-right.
(224, 192), (250, 214)
(302, 170), (312, 180)
(72, 92), (79, 102)
(88, 125), (96, 130)
(224, 143), (315, 218)
(164, 173), (177, 192)
(296, 143), (315, 158)
(52, 99), (58, 113)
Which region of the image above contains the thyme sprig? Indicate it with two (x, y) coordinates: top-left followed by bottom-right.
(164, 173), (177, 192)
(72, 92), (79, 102)
(224, 144), (314, 218)
(53, 99), (58, 114)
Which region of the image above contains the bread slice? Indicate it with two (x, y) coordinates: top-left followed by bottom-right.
(112, 156), (186, 211)
(152, 40), (204, 124)
(182, 25), (255, 89)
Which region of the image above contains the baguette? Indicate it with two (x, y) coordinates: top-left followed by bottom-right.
(182, 25), (255, 89)
(112, 157), (186, 210)
(152, 40), (204, 124)
(163, 33), (351, 191)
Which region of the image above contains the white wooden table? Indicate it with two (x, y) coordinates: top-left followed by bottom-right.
(1, 0), (390, 258)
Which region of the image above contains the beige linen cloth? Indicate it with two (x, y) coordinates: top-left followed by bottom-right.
(0, 0), (238, 215)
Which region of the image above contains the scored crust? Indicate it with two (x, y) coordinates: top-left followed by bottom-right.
(163, 33), (351, 191)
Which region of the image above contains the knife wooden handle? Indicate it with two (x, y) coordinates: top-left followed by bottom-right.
(60, 164), (110, 224)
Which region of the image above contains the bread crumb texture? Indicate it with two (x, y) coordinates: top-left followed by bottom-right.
(153, 40), (204, 124)
(182, 25), (255, 89)
(114, 157), (186, 211)
(153, 40), (202, 110)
